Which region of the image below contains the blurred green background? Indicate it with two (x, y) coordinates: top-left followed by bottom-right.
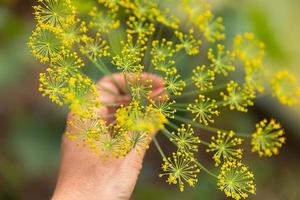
(0, 0), (300, 199)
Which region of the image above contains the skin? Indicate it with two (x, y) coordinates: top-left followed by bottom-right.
(52, 73), (165, 200)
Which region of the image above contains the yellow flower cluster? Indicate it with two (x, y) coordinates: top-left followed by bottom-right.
(221, 81), (255, 112)
(218, 161), (256, 200)
(29, 0), (298, 198)
(159, 151), (200, 192)
(271, 70), (300, 106)
(207, 131), (243, 166)
(251, 119), (286, 157)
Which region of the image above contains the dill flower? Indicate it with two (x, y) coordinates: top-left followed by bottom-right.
(112, 54), (144, 73)
(130, 77), (152, 100)
(191, 65), (215, 91)
(181, 0), (211, 23)
(39, 67), (68, 105)
(251, 119), (286, 157)
(197, 11), (225, 43)
(151, 39), (175, 63)
(95, 125), (128, 157)
(175, 29), (202, 55)
(208, 44), (235, 76)
(152, 59), (176, 73)
(115, 102), (167, 134)
(218, 161), (256, 200)
(220, 81), (255, 112)
(126, 16), (155, 39)
(169, 124), (200, 154)
(244, 64), (266, 93)
(150, 96), (176, 119)
(66, 115), (105, 142)
(51, 52), (84, 75)
(80, 34), (110, 61)
(207, 131), (243, 166)
(159, 151), (200, 192)
(271, 70), (300, 106)
(60, 19), (86, 47)
(64, 75), (101, 118)
(88, 6), (120, 33)
(187, 95), (219, 125)
(125, 130), (151, 154)
(121, 34), (146, 57)
(233, 33), (265, 67)
(164, 72), (186, 96)
(131, 0), (159, 21)
(28, 25), (65, 63)
(33, 0), (76, 27)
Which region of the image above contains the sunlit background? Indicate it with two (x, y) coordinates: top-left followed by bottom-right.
(0, 0), (300, 199)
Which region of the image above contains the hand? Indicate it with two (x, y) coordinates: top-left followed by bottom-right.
(52, 73), (164, 200)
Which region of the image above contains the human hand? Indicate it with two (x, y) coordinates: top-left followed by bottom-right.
(52, 73), (164, 200)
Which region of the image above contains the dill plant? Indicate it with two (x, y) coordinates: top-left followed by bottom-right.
(28, 0), (300, 199)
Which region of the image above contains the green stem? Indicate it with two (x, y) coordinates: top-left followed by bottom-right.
(194, 160), (218, 179)
(153, 137), (166, 158)
(174, 115), (222, 133)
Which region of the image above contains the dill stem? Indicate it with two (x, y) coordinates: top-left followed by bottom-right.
(194, 160), (218, 179)
(153, 137), (166, 158)
(174, 115), (223, 133)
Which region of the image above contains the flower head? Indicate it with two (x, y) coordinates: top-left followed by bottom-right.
(28, 25), (65, 63)
(64, 74), (101, 118)
(39, 67), (68, 105)
(251, 119), (286, 157)
(164, 72), (186, 96)
(187, 95), (219, 125)
(207, 131), (243, 166)
(175, 29), (202, 55)
(218, 161), (256, 200)
(208, 44), (235, 76)
(88, 6), (120, 33)
(126, 16), (155, 40)
(169, 124), (200, 154)
(192, 65), (215, 91)
(271, 70), (300, 106)
(220, 81), (255, 112)
(33, 0), (76, 27)
(150, 95), (176, 119)
(197, 11), (225, 43)
(244, 64), (266, 93)
(159, 152), (200, 192)
(151, 39), (175, 64)
(51, 52), (84, 75)
(233, 33), (265, 67)
(80, 34), (110, 61)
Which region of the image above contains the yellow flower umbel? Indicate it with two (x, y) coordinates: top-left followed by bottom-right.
(169, 124), (200, 155)
(221, 81), (255, 112)
(191, 65), (215, 91)
(251, 119), (286, 157)
(197, 11), (225, 43)
(271, 70), (300, 106)
(28, 24), (65, 63)
(218, 161), (256, 200)
(29, 0), (297, 198)
(175, 29), (202, 55)
(187, 95), (219, 125)
(159, 151), (200, 192)
(39, 67), (68, 106)
(207, 131), (243, 166)
(115, 102), (167, 134)
(164, 72), (186, 96)
(233, 33), (265, 67)
(208, 44), (235, 76)
(33, 0), (76, 27)
(64, 74), (101, 118)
